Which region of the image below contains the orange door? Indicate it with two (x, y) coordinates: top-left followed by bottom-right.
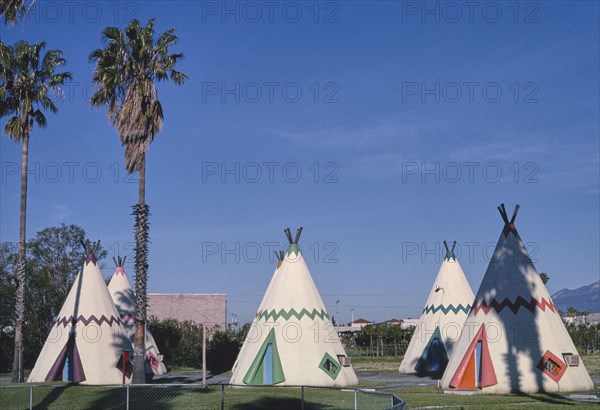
(456, 352), (476, 389)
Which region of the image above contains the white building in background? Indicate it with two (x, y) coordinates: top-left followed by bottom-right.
(350, 319), (373, 329)
(563, 313), (600, 325)
(400, 318), (419, 329)
(587, 313), (600, 324)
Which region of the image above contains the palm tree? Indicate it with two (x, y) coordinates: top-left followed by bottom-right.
(0, 40), (71, 382)
(89, 19), (186, 383)
(1, 0), (30, 24)
(568, 306), (579, 318)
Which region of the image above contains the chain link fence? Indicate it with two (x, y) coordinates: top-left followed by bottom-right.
(0, 383), (406, 409)
(347, 344), (409, 357)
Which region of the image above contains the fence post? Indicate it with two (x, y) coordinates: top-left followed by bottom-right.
(221, 384), (225, 410)
(126, 384), (130, 410)
(301, 386), (304, 410)
(29, 385), (33, 410)
(354, 388), (358, 410)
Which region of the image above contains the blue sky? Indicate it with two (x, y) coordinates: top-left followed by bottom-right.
(1, 1), (598, 324)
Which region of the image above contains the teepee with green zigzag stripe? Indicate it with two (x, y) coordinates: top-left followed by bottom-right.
(399, 240), (474, 376)
(230, 228), (358, 387)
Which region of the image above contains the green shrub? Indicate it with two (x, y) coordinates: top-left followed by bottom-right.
(148, 318), (245, 374)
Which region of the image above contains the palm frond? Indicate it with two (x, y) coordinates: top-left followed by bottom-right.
(1, 0), (28, 25)
(4, 116), (23, 141)
(89, 18), (187, 173)
(0, 40), (70, 140)
(31, 109), (47, 128)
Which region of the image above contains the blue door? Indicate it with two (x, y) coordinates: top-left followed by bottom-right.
(63, 348), (73, 381)
(263, 344), (273, 384)
(475, 341), (483, 385)
(430, 338), (441, 373)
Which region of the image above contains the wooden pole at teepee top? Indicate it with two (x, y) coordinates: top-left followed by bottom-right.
(497, 204), (509, 224)
(510, 204), (520, 223)
(294, 227), (303, 244)
(284, 228), (294, 244)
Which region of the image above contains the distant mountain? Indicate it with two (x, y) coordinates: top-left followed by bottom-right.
(551, 280), (600, 314)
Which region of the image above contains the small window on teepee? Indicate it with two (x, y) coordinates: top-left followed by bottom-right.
(537, 350), (566, 383)
(319, 353), (341, 380)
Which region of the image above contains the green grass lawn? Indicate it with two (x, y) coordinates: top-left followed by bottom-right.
(1, 383), (597, 409)
(350, 352), (600, 376)
(2, 355), (598, 409)
(0, 384), (394, 409)
(581, 352), (600, 376)
(350, 356), (403, 373)
(353, 354), (600, 408)
(391, 385), (600, 409)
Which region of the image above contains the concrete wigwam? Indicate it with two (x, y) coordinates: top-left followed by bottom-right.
(107, 256), (167, 378)
(28, 242), (132, 384)
(399, 240), (474, 376)
(230, 228), (358, 386)
(441, 204), (593, 393)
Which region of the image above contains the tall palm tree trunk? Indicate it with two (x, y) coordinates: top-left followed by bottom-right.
(132, 155), (149, 383)
(12, 128), (29, 383)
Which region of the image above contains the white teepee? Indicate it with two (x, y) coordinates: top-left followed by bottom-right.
(107, 257), (167, 377)
(28, 242), (132, 384)
(230, 228), (358, 386)
(254, 250), (285, 314)
(399, 241), (475, 375)
(441, 204), (594, 394)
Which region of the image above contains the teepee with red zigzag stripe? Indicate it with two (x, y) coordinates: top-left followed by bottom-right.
(230, 228), (358, 387)
(108, 256), (167, 378)
(441, 204), (593, 394)
(28, 242), (132, 384)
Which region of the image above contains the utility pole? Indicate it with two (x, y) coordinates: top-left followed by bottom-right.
(202, 323), (207, 385)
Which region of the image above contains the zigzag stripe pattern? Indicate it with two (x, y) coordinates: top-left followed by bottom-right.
(54, 314), (121, 328)
(473, 296), (556, 315)
(422, 304), (472, 315)
(256, 308), (329, 322)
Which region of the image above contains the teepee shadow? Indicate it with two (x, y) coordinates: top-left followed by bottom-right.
(32, 384), (74, 410)
(119, 385), (213, 409)
(152, 374), (215, 384)
(227, 397), (334, 410)
(112, 289), (135, 330)
(493, 232), (545, 393)
(514, 391), (578, 405)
